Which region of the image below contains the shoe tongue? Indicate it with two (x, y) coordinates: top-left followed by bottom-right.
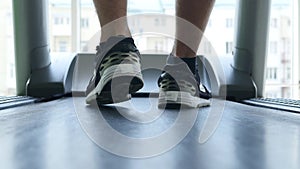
(163, 62), (196, 83)
(165, 54), (195, 77)
(166, 54), (200, 84)
(166, 53), (184, 65)
(95, 36), (135, 64)
(163, 62), (190, 73)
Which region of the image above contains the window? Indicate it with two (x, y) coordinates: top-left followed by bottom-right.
(226, 41), (233, 54)
(282, 38), (291, 54)
(265, 0), (298, 99)
(154, 40), (163, 52)
(49, 0), (72, 53)
(79, 0), (98, 52)
(154, 18), (160, 26)
(1, 0), (297, 99)
(287, 19), (291, 27)
(286, 67), (291, 81)
(66, 17), (70, 25)
(58, 41), (67, 52)
(270, 18), (278, 28)
(225, 18), (233, 28)
(0, 0), (16, 95)
(54, 16), (66, 25)
(154, 18), (166, 26)
(54, 17), (60, 24)
(81, 18), (89, 28)
(204, 2), (236, 56)
(60, 17), (64, 24)
(76, 1), (238, 55)
(266, 68), (278, 80)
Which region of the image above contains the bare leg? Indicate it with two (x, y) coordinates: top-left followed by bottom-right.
(93, 0), (131, 42)
(173, 0), (215, 58)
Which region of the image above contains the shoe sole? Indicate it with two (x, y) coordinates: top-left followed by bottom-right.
(86, 64), (143, 104)
(158, 91), (211, 109)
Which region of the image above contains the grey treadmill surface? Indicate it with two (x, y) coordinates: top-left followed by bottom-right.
(1, 97), (300, 169)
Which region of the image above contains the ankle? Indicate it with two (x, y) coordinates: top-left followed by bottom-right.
(181, 57), (197, 74)
(167, 54), (197, 73)
(100, 25), (131, 43)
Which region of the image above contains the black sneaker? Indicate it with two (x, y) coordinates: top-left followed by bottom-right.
(85, 36), (144, 104)
(158, 55), (211, 108)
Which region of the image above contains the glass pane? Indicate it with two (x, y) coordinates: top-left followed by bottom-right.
(49, 0), (72, 53)
(0, 1), (16, 96)
(204, 1), (236, 56)
(80, 0), (98, 52)
(79, 0), (237, 55)
(264, 0), (299, 99)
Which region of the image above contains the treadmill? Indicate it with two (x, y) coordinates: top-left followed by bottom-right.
(1, 0), (300, 168)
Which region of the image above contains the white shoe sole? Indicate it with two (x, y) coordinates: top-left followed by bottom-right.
(158, 91), (211, 109)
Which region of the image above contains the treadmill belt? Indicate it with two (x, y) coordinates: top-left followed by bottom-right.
(0, 96), (36, 110)
(0, 97), (300, 169)
(243, 98), (300, 113)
